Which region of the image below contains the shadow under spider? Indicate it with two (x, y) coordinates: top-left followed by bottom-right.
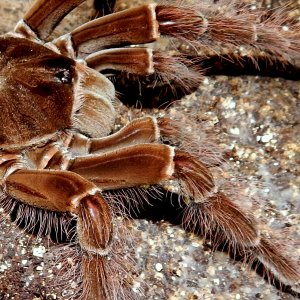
(111, 55), (300, 108)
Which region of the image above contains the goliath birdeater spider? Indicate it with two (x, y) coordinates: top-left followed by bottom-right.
(0, 0), (299, 299)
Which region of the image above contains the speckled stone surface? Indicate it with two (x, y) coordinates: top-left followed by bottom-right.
(0, 1), (299, 300)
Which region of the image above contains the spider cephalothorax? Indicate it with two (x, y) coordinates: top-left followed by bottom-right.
(0, 0), (299, 299)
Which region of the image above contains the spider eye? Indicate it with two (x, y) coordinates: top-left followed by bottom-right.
(55, 68), (72, 84)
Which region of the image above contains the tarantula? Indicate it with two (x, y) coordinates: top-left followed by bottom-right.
(0, 0), (299, 299)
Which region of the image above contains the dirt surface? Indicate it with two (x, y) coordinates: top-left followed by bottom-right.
(0, 1), (299, 300)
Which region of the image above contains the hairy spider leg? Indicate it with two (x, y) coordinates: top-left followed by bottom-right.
(68, 115), (300, 288)
(182, 194), (300, 287)
(22, 0), (86, 39)
(17, 1), (300, 78)
(3, 169), (118, 299)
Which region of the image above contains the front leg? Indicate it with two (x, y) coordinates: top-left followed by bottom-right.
(2, 168), (125, 299)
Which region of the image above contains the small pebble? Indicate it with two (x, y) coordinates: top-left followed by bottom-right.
(230, 127), (240, 135)
(261, 134), (273, 143)
(32, 245), (46, 258)
(155, 262), (163, 272)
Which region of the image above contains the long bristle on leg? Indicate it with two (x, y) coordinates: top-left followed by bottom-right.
(163, 134), (300, 288)
(152, 52), (203, 94)
(173, 150), (215, 200)
(157, 117), (224, 167)
(77, 193), (133, 299)
(254, 238), (300, 287)
(86, 48), (203, 93)
(80, 250), (134, 300)
(0, 195), (73, 242)
(184, 193), (259, 247)
(182, 190), (300, 288)
(155, 2), (300, 61)
(94, 0), (116, 16)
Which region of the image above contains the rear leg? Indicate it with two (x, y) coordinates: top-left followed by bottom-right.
(161, 116), (300, 289)
(182, 192), (300, 289)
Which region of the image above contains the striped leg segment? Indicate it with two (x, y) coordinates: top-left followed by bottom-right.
(69, 144), (176, 190)
(4, 169), (116, 299)
(4, 169), (113, 253)
(55, 2), (300, 61)
(68, 116), (180, 155)
(64, 4), (160, 56)
(86, 48), (155, 75)
(52, 4), (205, 57)
(85, 48), (202, 89)
(88, 117), (160, 153)
(22, 0), (86, 39)
(4, 170), (96, 213)
(183, 193), (300, 286)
